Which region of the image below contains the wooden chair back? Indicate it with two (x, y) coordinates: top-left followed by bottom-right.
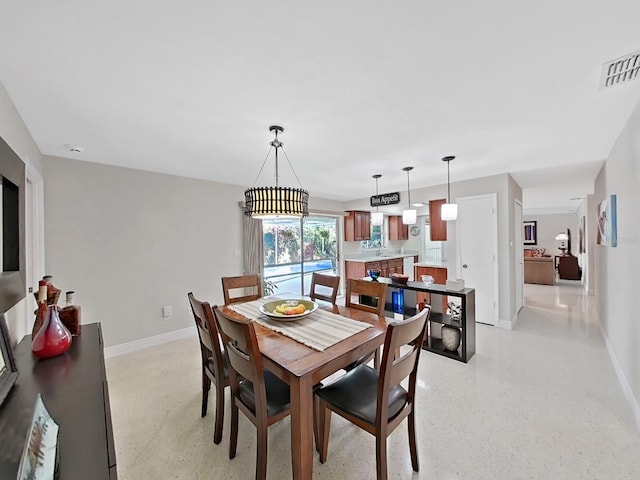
(378, 306), (431, 416)
(213, 306), (263, 389)
(222, 274), (262, 305)
(309, 272), (340, 305)
(345, 278), (387, 315)
(187, 292), (229, 443)
(188, 292), (225, 374)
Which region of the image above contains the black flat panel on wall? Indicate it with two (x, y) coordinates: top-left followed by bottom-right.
(0, 136), (26, 315)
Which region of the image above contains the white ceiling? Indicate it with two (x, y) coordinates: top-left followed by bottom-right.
(1, 1), (640, 214)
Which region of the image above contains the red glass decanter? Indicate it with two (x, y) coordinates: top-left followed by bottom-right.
(32, 305), (72, 358)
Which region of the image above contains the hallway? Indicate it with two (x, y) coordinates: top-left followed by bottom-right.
(106, 282), (640, 479)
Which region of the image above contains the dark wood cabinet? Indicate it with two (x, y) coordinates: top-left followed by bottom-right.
(388, 215), (408, 240)
(344, 210), (371, 241)
(428, 199), (447, 241)
(558, 255), (581, 280)
(0, 323), (117, 479)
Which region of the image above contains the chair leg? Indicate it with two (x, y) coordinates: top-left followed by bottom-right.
(373, 348), (380, 370)
(213, 382), (225, 444)
(256, 423), (268, 480)
(375, 434), (388, 480)
(229, 401), (239, 459)
(313, 395), (320, 453)
(318, 399), (331, 463)
(201, 372), (211, 417)
(408, 409), (419, 472)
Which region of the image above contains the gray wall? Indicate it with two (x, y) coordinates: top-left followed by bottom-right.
(593, 98), (640, 425)
(0, 81), (44, 342)
(43, 156), (345, 347)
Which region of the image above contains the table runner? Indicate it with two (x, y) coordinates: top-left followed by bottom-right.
(227, 298), (373, 351)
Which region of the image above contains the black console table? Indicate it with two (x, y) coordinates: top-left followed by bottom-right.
(362, 278), (476, 363)
(0, 323), (117, 479)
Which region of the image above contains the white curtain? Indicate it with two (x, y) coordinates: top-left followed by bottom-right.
(243, 213), (263, 277)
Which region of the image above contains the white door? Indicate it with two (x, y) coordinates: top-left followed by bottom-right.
(514, 200), (524, 311)
(456, 194), (498, 326)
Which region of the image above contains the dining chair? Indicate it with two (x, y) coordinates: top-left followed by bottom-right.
(187, 292), (229, 444)
(221, 274), (262, 305)
(344, 278), (388, 369)
(315, 306), (431, 480)
(345, 278), (387, 315)
(308, 272), (340, 305)
(212, 305), (291, 480)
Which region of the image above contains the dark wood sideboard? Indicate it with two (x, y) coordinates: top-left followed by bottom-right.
(0, 322), (117, 479)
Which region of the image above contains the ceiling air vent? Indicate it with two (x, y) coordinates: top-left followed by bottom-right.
(600, 50), (640, 89)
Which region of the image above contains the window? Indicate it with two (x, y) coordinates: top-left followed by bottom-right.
(361, 222), (386, 249)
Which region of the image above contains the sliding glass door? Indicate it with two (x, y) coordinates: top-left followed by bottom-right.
(263, 215), (339, 296)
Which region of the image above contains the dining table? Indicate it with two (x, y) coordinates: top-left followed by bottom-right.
(220, 299), (388, 479)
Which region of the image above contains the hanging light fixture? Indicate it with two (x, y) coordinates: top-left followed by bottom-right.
(244, 125), (309, 219)
(441, 155), (458, 221)
(402, 166), (417, 225)
(371, 174), (384, 226)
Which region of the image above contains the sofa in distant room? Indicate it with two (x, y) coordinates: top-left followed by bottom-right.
(523, 248), (555, 285)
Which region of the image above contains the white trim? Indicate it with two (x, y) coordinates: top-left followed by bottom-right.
(25, 165), (45, 334)
(597, 320), (640, 432)
(104, 326), (196, 359)
(496, 318), (512, 329)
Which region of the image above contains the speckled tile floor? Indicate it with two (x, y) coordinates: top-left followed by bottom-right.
(106, 282), (640, 479)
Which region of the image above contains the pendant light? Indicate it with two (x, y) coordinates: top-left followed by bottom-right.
(371, 174), (384, 226)
(441, 155), (458, 221)
(244, 125), (309, 219)
(402, 166), (417, 225)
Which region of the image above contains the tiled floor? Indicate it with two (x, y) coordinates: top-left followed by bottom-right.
(106, 282), (640, 479)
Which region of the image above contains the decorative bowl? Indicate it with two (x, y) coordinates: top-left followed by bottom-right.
(390, 273), (409, 285)
(259, 299), (318, 321)
(368, 269), (381, 281)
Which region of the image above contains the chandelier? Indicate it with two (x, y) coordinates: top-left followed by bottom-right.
(244, 125), (309, 219)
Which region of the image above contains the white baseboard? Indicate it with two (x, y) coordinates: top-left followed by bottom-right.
(496, 317), (513, 330)
(105, 326), (196, 359)
(597, 320), (640, 432)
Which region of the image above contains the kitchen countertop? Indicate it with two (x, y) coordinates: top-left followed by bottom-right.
(414, 261), (448, 268)
(344, 253), (418, 263)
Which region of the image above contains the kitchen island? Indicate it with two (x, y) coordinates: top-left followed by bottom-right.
(344, 253), (418, 280)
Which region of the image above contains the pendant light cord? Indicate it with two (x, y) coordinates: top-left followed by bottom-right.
(447, 161), (451, 203)
(406, 169), (412, 207)
(249, 128), (305, 189)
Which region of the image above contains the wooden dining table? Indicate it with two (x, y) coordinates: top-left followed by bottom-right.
(220, 302), (387, 479)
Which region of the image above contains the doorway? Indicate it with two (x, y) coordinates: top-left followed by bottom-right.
(262, 215), (340, 296)
(456, 193), (498, 326)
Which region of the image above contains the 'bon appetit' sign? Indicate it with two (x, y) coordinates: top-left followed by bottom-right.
(370, 192), (401, 207)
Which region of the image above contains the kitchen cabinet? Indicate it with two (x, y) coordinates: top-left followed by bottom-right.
(428, 199), (447, 241)
(414, 265), (448, 312)
(388, 215), (408, 240)
(344, 210), (371, 241)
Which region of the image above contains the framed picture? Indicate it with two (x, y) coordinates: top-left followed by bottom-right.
(0, 313), (19, 408)
(597, 194), (617, 247)
(523, 221), (537, 245)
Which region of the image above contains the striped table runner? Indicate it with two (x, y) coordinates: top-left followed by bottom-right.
(227, 298), (373, 352)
